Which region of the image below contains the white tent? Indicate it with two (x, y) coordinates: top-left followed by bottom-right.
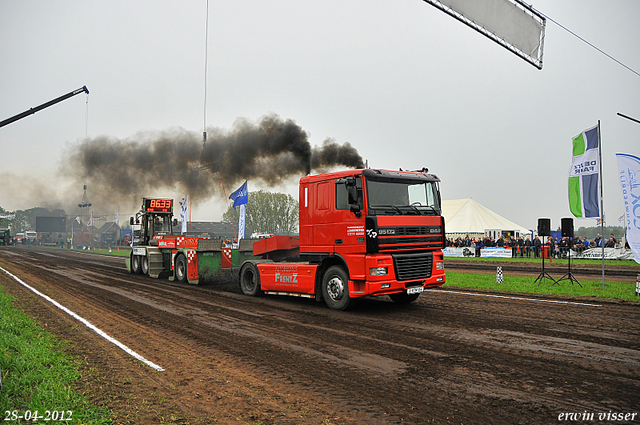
(442, 198), (531, 238)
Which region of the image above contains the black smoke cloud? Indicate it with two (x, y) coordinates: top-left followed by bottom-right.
(63, 114), (364, 210)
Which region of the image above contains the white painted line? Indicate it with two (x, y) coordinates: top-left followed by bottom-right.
(429, 289), (603, 307)
(0, 266), (164, 372)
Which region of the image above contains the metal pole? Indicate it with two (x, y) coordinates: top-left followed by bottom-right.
(598, 120), (605, 290)
(617, 112), (640, 125)
(0, 86), (89, 128)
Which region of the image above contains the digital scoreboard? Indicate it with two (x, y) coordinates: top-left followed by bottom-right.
(143, 198), (173, 213)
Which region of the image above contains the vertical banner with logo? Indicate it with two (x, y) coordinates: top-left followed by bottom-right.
(229, 181), (248, 241)
(616, 153), (640, 265)
(180, 195), (188, 234)
(238, 204), (246, 240)
(568, 124), (601, 218)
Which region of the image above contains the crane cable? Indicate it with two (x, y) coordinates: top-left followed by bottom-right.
(528, 5), (640, 78)
(203, 0), (209, 148)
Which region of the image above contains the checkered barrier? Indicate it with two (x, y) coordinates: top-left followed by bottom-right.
(222, 247), (232, 269)
(187, 250), (197, 264)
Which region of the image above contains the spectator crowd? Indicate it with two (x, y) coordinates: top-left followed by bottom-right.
(446, 233), (621, 258)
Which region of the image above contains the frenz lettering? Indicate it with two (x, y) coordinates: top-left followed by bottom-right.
(275, 272), (298, 283)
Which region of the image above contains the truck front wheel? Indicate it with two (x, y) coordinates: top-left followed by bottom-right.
(175, 254), (187, 283)
(322, 265), (354, 311)
(240, 262), (262, 296)
(131, 254), (142, 274)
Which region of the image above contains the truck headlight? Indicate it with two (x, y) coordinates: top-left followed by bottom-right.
(436, 262), (444, 270)
(370, 267), (388, 277)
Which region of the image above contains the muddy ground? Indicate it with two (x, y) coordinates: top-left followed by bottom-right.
(0, 247), (639, 424)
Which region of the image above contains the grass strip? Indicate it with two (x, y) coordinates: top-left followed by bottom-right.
(0, 286), (112, 424)
(444, 270), (640, 302)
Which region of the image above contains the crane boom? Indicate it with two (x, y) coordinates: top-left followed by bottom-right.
(0, 85), (89, 128)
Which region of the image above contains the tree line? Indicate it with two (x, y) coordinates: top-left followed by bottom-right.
(0, 206), (67, 232)
(2, 190), (300, 237)
(222, 190), (298, 236)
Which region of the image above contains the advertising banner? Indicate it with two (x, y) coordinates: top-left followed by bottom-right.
(616, 153), (640, 265)
(443, 247), (476, 257)
(481, 248), (512, 258)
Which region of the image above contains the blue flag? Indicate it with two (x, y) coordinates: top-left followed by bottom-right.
(229, 181), (248, 210)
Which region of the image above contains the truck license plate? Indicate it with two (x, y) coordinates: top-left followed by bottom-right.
(407, 286), (424, 295)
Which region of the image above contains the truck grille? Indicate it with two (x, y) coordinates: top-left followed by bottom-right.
(376, 225), (443, 251)
(393, 252), (433, 281)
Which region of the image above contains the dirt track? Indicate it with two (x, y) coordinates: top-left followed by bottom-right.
(1, 247), (639, 424)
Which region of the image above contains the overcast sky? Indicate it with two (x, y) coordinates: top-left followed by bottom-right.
(1, 0), (638, 232)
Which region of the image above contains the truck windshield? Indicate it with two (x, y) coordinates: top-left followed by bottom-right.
(367, 180), (440, 215)
(151, 215), (173, 236)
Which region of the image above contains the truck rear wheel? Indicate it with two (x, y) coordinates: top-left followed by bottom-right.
(239, 262), (262, 296)
(175, 254), (187, 283)
(131, 254), (142, 274)
(322, 265), (354, 311)
(389, 292), (420, 304)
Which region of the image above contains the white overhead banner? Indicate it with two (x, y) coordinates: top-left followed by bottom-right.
(422, 0), (546, 69)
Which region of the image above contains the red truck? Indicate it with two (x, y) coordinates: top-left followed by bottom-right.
(239, 168), (446, 310)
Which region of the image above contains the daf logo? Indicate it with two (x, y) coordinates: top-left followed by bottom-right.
(429, 227), (441, 233)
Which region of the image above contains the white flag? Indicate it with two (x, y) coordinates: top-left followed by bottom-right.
(616, 153), (640, 265)
(88, 212), (94, 227)
(180, 195), (187, 234)
(76, 216), (81, 224)
(114, 207), (119, 224)
(238, 203), (246, 240)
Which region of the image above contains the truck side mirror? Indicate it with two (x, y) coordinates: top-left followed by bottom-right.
(129, 217), (134, 225)
(345, 178), (361, 217)
(336, 177), (361, 217)
(173, 219), (178, 226)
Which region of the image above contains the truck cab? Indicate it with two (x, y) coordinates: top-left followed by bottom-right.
(129, 198), (177, 275)
(240, 168), (446, 310)
(300, 168), (445, 297)
(24, 231), (37, 245)
(0, 228), (11, 246)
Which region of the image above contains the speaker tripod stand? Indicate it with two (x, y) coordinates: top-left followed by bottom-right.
(535, 236), (558, 286)
(555, 240), (582, 287)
